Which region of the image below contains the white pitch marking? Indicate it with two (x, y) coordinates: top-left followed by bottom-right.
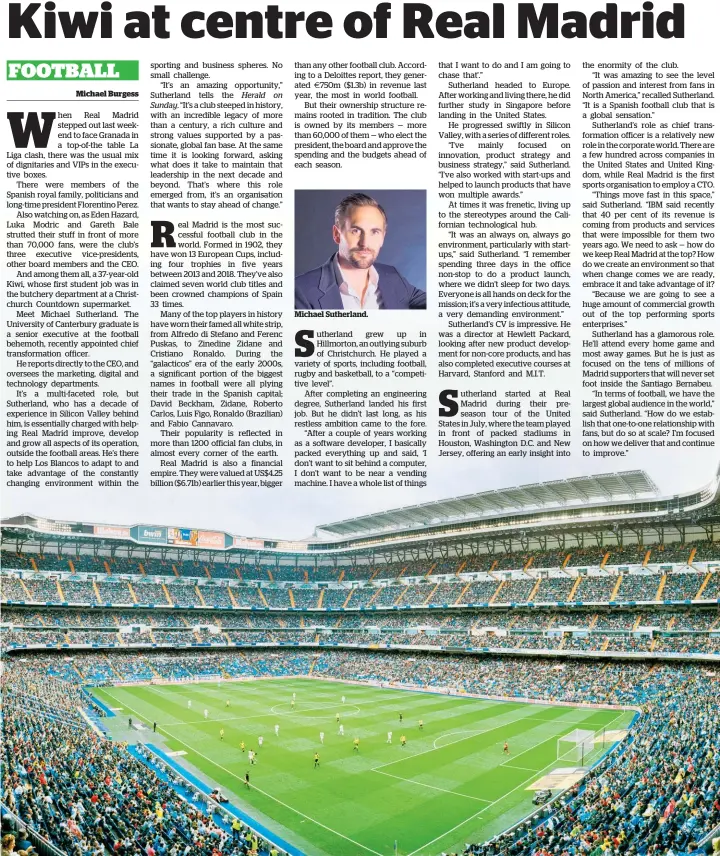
(373, 769), (492, 804)
(404, 760), (557, 856)
(159, 727), (386, 856)
(102, 690), (385, 856)
(502, 764), (539, 773)
(406, 710), (633, 856)
(375, 712), (556, 771)
(270, 702), (361, 717)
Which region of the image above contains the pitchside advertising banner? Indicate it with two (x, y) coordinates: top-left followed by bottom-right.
(0, 0), (718, 554)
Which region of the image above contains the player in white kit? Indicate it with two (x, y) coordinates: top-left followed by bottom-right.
(274, 723), (280, 736)
(319, 731), (324, 744)
(387, 731), (392, 744)
(204, 709), (208, 720)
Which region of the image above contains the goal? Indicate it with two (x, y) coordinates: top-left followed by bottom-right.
(557, 728), (596, 765)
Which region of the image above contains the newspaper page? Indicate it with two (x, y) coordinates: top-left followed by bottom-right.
(2, 0), (719, 854)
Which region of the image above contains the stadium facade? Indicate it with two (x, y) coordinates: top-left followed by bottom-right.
(2, 463), (719, 665)
(3, 461), (720, 563)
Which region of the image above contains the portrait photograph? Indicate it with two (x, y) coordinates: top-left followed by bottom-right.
(294, 189), (427, 311)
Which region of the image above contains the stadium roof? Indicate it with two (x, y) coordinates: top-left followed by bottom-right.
(315, 471), (659, 538)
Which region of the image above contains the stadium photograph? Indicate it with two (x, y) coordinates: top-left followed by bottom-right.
(1, 463), (720, 856)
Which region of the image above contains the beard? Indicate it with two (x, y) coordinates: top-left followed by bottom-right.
(345, 247), (377, 269)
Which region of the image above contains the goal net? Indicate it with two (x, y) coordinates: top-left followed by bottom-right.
(557, 729), (596, 765)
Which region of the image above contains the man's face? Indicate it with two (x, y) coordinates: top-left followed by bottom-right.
(333, 205), (386, 269)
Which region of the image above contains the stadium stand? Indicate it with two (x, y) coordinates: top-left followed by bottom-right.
(532, 576), (576, 602)
(462, 664), (720, 856)
(20, 577), (62, 603)
(663, 571), (710, 601)
(2, 643), (720, 856)
(3, 464), (720, 855)
(572, 574), (618, 602)
(96, 581), (135, 605)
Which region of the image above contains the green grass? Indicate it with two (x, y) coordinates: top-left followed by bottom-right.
(93, 679), (633, 856)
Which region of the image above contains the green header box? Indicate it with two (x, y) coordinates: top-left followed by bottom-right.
(7, 60), (139, 81)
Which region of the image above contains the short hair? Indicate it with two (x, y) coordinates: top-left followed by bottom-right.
(334, 193), (387, 229)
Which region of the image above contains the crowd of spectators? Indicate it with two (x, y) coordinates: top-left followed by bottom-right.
(463, 556), (500, 573)
(461, 666), (720, 856)
(573, 576), (618, 602)
(558, 548), (608, 568)
(533, 577), (577, 602)
(2, 668), (270, 855)
(4, 540), (717, 590)
(14, 646), (716, 705)
(339, 588), (372, 608)
(594, 612), (637, 630)
(164, 586), (204, 609)
(527, 550), (570, 570)
(95, 583), (136, 606)
(62, 581), (101, 604)
(321, 588), (351, 608)
(507, 613), (552, 630)
(13, 578), (59, 602)
(674, 609), (720, 631)
(678, 540), (718, 563)
(428, 582), (465, 604)
(432, 560), (461, 576)
(664, 573), (714, 601)
(3, 571), (718, 615)
(605, 543), (651, 565)
(3, 603), (719, 657)
(291, 589), (321, 609)
(3, 643), (720, 856)
(499, 579), (537, 602)
(615, 574), (661, 601)
(496, 553), (534, 573)
(131, 584), (171, 606)
(199, 587), (237, 610)
(702, 574), (720, 600)
(5, 624), (720, 655)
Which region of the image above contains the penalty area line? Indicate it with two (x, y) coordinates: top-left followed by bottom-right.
(372, 768), (492, 804)
(404, 759), (557, 856)
(159, 726), (385, 856)
(501, 764), (539, 772)
(375, 711), (557, 772)
(404, 712), (626, 856)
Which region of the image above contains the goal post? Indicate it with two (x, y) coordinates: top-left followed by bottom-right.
(557, 728), (596, 766)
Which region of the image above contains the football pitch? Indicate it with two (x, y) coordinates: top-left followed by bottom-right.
(93, 678), (634, 856)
